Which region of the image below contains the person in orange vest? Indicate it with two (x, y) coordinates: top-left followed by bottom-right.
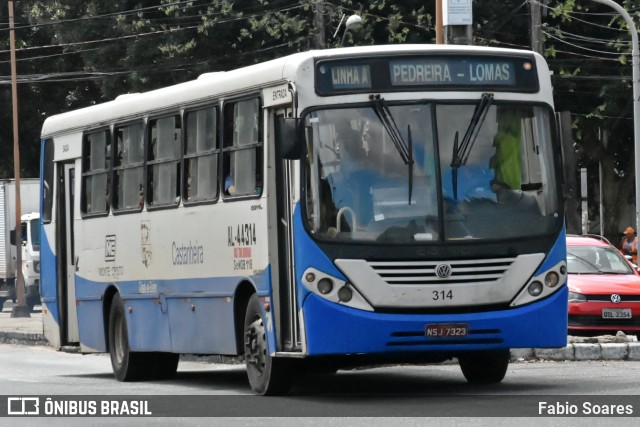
(620, 226), (638, 265)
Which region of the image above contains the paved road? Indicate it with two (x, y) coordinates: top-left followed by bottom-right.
(1, 344), (639, 425)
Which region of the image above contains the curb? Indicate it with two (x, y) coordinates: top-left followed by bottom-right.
(0, 331), (49, 347)
(511, 342), (640, 362)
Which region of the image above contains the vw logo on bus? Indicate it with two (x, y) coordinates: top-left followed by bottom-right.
(610, 294), (622, 304)
(435, 264), (452, 279)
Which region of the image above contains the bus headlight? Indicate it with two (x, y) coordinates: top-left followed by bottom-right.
(317, 278), (334, 294)
(510, 260), (567, 307)
(528, 281), (543, 296)
(544, 271), (559, 287)
(337, 286), (352, 302)
(34, 261), (40, 274)
(301, 267), (372, 311)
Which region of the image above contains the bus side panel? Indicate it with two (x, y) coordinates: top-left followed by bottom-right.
(74, 274), (264, 354)
(76, 298), (107, 352)
(74, 278), (173, 353)
(40, 224), (61, 349)
(167, 295), (237, 354)
(123, 296), (173, 352)
(302, 287), (568, 356)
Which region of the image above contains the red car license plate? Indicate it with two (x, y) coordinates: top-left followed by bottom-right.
(602, 308), (632, 319)
(425, 323), (469, 337)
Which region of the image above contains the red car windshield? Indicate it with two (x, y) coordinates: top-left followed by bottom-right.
(567, 245), (634, 274)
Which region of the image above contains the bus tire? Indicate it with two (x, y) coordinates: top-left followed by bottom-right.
(244, 293), (293, 395)
(108, 294), (148, 381)
(458, 349), (510, 384)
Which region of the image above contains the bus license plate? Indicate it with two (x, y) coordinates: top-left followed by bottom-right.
(425, 323), (468, 337)
(602, 308), (632, 319)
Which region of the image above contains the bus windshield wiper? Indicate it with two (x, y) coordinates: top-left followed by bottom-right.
(450, 92), (494, 200)
(369, 94), (415, 204)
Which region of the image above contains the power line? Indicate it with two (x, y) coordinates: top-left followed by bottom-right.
(548, 48), (623, 62)
(0, 4), (306, 56)
(544, 32), (627, 56)
(0, 0), (215, 32)
(540, 3), (628, 33)
(554, 75), (630, 80)
(0, 42), (293, 84)
(536, 0), (640, 17)
(474, 1), (528, 41)
(546, 27), (632, 46)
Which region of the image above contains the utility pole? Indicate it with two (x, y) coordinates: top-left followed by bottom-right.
(441, 0), (473, 45)
(8, 0), (29, 318)
(530, 0), (544, 54)
(313, 0), (325, 49)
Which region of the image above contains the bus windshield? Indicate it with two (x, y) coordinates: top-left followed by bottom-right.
(303, 102), (560, 243)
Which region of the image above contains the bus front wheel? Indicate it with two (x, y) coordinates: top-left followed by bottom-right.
(244, 294), (293, 395)
(458, 349), (510, 384)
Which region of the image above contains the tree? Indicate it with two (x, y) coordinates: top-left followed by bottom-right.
(6, 0), (639, 245)
(542, 0), (640, 241)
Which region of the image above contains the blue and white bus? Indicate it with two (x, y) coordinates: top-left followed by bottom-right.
(40, 44), (567, 395)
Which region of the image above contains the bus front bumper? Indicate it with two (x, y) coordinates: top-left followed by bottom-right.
(301, 286), (568, 357)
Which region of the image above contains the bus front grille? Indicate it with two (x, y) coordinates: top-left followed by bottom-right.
(367, 258), (517, 286)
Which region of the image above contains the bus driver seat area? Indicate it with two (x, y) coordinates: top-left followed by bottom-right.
(324, 122), (379, 236)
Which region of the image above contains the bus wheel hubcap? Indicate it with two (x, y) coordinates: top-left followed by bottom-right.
(245, 318), (266, 373)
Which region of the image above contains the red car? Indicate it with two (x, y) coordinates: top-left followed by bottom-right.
(567, 235), (640, 335)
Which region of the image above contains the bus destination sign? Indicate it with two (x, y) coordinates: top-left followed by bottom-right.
(315, 55), (538, 95)
(389, 58), (516, 87)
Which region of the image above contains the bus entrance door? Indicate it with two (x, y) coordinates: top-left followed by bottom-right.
(271, 108), (301, 353)
(54, 162), (79, 346)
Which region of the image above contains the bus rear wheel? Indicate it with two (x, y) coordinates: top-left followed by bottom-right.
(108, 294), (179, 381)
(458, 349), (510, 384)
(244, 294), (293, 395)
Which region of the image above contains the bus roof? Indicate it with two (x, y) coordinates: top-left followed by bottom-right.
(41, 44), (545, 138)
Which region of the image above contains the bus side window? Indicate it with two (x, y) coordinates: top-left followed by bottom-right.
(184, 106), (219, 203)
(81, 129), (110, 215)
(113, 122), (144, 211)
(223, 98), (263, 198)
(147, 115), (182, 207)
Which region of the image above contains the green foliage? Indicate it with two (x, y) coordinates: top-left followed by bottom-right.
(1, 0), (638, 201)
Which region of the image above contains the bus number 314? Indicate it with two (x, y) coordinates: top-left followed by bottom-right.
(433, 290), (453, 301)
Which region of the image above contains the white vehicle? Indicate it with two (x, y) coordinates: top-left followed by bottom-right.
(40, 45), (567, 394)
(0, 179), (40, 310)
